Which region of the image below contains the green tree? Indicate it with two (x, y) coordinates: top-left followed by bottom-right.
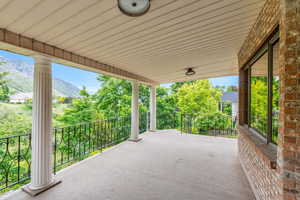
(176, 80), (221, 114)
(94, 75), (132, 118)
(170, 81), (194, 94)
(93, 75), (152, 118)
(139, 84), (150, 113)
(222, 102), (232, 116)
(215, 85), (226, 92)
(156, 87), (177, 129)
(0, 72), (10, 102)
(250, 77), (268, 135)
(226, 85), (238, 92)
(56, 87), (98, 126)
(0, 107), (31, 137)
(194, 111), (232, 133)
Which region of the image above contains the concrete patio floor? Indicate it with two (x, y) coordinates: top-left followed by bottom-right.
(2, 130), (254, 200)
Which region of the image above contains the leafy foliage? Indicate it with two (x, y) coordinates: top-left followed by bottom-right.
(0, 72), (10, 102)
(194, 112), (233, 132)
(0, 106), (31, 137)
(176, 80), (221, 114)
(94, 76), (132, 118)
(250, 77), (268, 135)
(250, 76), (280, 141)
(222, 102), (232, 116)
(156, 87), (177, 129)
(56, 87), (99, 126)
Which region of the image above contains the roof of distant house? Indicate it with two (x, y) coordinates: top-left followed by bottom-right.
(10, 92), (33, 100)
(221, 92), (238, 103)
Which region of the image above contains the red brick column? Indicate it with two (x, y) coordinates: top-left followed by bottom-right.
(278, 0), (300, 199)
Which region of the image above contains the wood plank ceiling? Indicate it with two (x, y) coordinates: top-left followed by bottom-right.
(0, 0), (264, 84)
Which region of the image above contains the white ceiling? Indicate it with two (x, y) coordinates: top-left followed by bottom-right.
(0, 0), (264, 84)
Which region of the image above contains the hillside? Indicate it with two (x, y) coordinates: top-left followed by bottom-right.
(0, 56), (80, 97)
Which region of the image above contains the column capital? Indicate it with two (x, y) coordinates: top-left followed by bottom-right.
(33, 55), (52, 74)
(131, 80), (139, 85)
(150, 85), (157, 91)
(33, 55), (52, 64)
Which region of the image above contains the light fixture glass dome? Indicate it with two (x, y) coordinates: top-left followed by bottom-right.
(185, 68), (196, 76)
(118, 0), (151, 17)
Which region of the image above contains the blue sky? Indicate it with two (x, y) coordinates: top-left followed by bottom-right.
(209, 76), (238, 87)
(0, 50), (101, 93)
(0, 50), (237, 93)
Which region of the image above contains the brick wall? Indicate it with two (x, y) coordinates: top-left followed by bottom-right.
(277, 0), (300, 199)
(238, 0), (300, 199)
(238, 127), (281, 200)
(238, 0), (280, 69)
(237, 0), (281, 199)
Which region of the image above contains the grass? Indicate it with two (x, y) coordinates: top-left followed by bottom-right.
(0, 103), (30, 113)
(0, 102), (69, 115)
(0, 180), (30, 195)
(0, 102), (70, 128)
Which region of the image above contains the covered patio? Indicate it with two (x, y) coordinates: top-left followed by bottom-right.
(2, 131), (254, 200)
(0, 0), (299, 199)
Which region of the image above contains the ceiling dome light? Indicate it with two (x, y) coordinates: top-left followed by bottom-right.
(118, 0), (151, 17)
(185, 68), (196, 76)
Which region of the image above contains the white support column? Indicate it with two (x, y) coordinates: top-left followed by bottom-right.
(150, 86), (156, 131)
(129, 80), (142, 142)
(23, 56), (60, 196)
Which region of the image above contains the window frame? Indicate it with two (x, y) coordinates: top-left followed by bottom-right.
(243, 28), (279, 144)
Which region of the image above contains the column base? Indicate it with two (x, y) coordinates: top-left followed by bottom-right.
(22, 179), (62, 197)
(149, 129), (156, 132)
(128, 138), (143, 142)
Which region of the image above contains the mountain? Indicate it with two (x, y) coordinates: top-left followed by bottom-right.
(53, 78), (80, 97)
(0, 56), (80, 97)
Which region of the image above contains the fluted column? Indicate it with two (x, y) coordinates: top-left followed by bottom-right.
(129, 80), (141, 142)
(150, 86), (156, 131)
(30, 55), (53, 190)
(23, 56), (60, 196)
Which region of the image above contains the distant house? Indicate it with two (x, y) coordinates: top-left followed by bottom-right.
(10, 92), (32, 103)
(220, 92), (238, 120)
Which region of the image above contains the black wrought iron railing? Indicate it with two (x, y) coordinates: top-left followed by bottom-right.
(0, 111), (236, 192)
(0, 115), (133, 192)
(157, 112), (237, 137)
(0, 134), (31, 191)
(180, 113), (237, 136)
(157, 111), (178, 130)
(53, 116), (132, 172)
(139, 111), (149, 133)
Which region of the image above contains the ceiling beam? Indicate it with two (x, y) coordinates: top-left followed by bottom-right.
(0, 28), (157, 85)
